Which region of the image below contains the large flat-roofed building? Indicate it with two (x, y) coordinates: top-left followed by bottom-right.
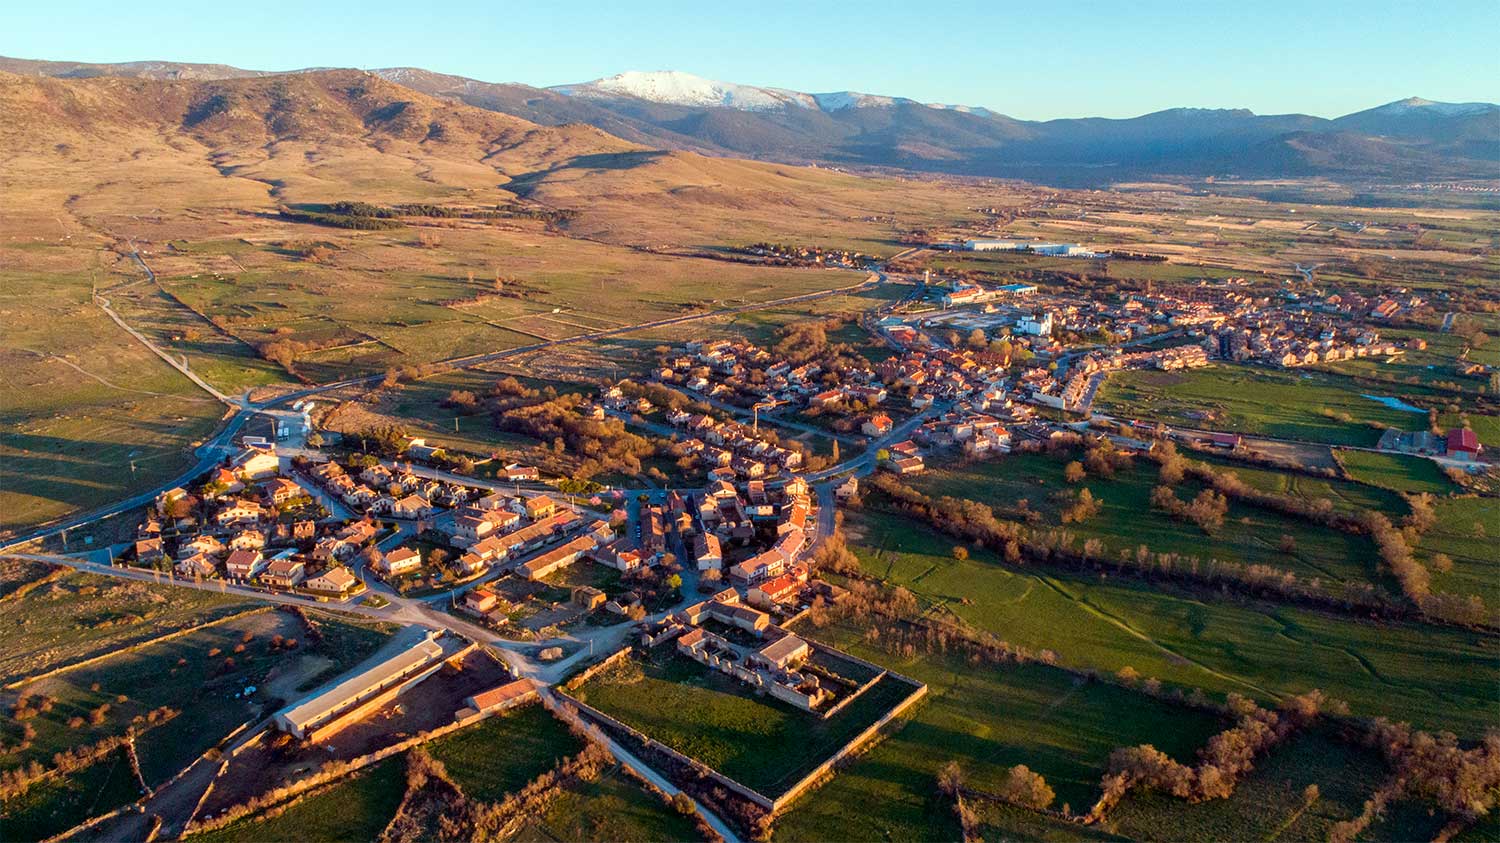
(965, 239), (1026, 251)
(274, 633), (446, 740)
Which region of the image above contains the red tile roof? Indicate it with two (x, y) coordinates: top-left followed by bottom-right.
(1447, 427), (1480, 453)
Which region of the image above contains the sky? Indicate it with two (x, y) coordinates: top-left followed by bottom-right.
(5, 0), (1497, 120)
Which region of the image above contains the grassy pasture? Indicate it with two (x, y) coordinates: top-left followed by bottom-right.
(189, 753), (407, 843)
(0, 745), (141, 842)
(0, 263), (227, 532)
(1185, 451), (1407, 518)
(1335, 449), (1459, 495)
(1418, 496), (1500, 605)
(1102, 726), (1385, 841)
(773, 625), (1223, 841)
(511, 766), (704, 843)
(0, 566), (253, 687)
(916, 452), (1385, 590)
(573, 648), (917, 797)
(149, 226), (847, 384)
(842, 510), (1500, 737)
(424, 702), (583, 803)
(2, 610), (390, 789)
(1095, 365), (1425, 447)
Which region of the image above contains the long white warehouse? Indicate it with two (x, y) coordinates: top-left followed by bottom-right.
(274, 632), (446, 740)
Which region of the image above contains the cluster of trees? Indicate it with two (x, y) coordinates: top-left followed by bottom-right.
(1090, 691), (1328, 820)
(1362, 508), (1491, 625)
(498, 393), (656, 480)
(279, 206), (403, 230)
(1150, 485), (1230, 534)
(256, 335), (346, 372)
(936, 761), (981, 841)
(1061, 488), (1103, 524)
(1142, 444), (1492, 626)
(770, 317), (874, 374)
(1365, 719), (1500, 821)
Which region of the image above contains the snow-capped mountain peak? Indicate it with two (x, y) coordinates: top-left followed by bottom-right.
(550, 70), (815, 111)
(1370, 97), (1497, 117)
(812, 91), (898, 111)
(551, 71), (955, 115)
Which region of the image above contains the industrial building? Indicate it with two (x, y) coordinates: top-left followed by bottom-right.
(274, 633), (447, 741)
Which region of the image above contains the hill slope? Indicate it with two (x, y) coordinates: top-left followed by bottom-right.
(5, 56), (1496, 183)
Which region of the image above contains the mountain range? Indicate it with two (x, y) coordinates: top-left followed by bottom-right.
(2, 57), (1495, 184)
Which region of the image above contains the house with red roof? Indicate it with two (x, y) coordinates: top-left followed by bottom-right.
(1447, 427), (1481, 461)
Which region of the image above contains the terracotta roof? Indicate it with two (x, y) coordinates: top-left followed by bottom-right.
(467, 679), (536, 711)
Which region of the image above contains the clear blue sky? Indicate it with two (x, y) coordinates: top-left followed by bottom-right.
(5, 0), (1496, 120)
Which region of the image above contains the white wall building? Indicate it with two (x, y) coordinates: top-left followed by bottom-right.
(1017, 311), (1054, 336)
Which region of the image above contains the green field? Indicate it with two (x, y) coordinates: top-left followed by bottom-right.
(915, 452), (1386, 590)
(1418, 496), (1500, 605)
(1102, 726), (1385, 841)
(573, 648), (918, 797)
(152, 228), (844, 385)
(425, 702), (584, 803)
(0, 566), (254, 687)
(0, 261), (230, 532)
(842, 510), (1500, 737)
(1095, 365), (1425, 447)
(1185, 452), (1407, 519)
(974, 800), (1128, 842)
(511, 767), (704, 843)
(0, 745), (141, 842)
(1335, 449), (1459, 495)
(1360, 798), (1458, 842)
(773, 627), (1223, 841)
(190, 754), (407, 843)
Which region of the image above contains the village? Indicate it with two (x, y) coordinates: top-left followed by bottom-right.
(39, 236), (1491, 843)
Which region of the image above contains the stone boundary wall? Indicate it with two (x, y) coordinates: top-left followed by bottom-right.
(555, 690), (777, 810)
(559, 675), (928, 816)
(561, 646), (632, 691)
(768, 679), (927, 814)
(4, 606), (270, 689)
(815, 668), (888, 721)
(559, 631), (931, 818)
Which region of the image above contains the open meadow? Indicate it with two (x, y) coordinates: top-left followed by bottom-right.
(0, 560), (255, 686)
(839, 509), (1500, 737)
(189, 753), (408, 843)
(425, 701), (584, 802)
(1417, 496), (1500, 605)
(510, 766), (706, 843)
(1095, 365), (1428, 447)
(774, 622), (1224, 840)
(1335, 449), (1460, 495)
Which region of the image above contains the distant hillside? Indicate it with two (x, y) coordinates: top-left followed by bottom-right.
(0, 68), (634, 162)
(4, 57), (1496, 184)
